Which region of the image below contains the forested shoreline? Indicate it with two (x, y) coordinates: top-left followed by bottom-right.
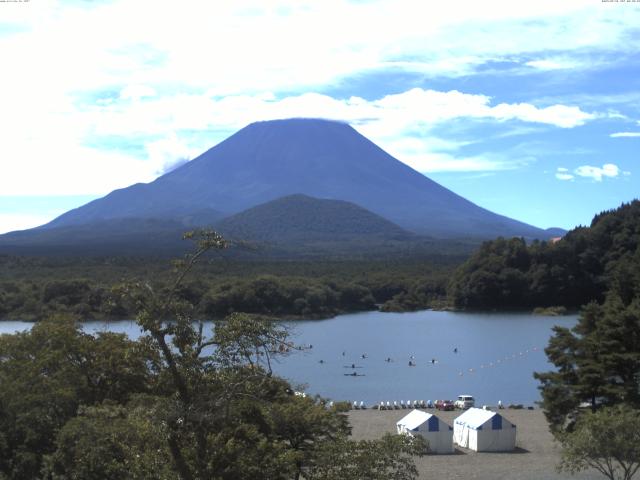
(2, 201), (639, 322)
(0, 255), (457, 322)
(449, 201), (640, 311)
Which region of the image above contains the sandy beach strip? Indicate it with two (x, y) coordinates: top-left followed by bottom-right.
(347, 408), (603, 480)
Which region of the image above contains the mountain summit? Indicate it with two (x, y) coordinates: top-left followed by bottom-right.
(41, 118), (547, 239)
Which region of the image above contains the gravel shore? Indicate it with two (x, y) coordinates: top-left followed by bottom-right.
(347, 408), (603, 480)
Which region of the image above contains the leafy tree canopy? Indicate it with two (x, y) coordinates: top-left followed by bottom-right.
(557, 405), (640, 480)
(449, 200), (640, 310)
(0, 230), (426, 480)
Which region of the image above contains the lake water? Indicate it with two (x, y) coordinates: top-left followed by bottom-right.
(0, 310), (577, 407)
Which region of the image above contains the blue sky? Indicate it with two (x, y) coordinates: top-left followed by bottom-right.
(1, 0), (639, 233)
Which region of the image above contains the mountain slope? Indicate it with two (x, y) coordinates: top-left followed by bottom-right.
(40, 118), (550, 239)
(215, 194), (412, 243)
(0, 218), (189, 256)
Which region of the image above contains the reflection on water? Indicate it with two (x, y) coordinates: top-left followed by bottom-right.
(0, 310), (577, 406)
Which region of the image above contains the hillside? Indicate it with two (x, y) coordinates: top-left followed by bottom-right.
(448, 200), (640, 309)
(216, 194), (412, 243)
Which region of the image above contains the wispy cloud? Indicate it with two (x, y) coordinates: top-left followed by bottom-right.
(555, 167), (574, 181)
(610, 132), (640, 138)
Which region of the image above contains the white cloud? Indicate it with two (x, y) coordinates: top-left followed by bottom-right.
(555, 167), (574, 181)
(145, 134), (199, 175)
(1, 0), (637, 103)
(89, 88), (595, 138)
(120, 84), (157, 101)
(555, 164), (627, 182)
(574, 163), (620, 182)
(555, 173), (574, 181)
(0, 86), (596, 195)
(525, 58), (577, 71)
(395, 151), (527, 173)
(490, 103), (595, 128)
(610, 132), (640, 138)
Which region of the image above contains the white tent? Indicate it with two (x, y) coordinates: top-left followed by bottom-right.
(396, 409), (454, 454)
(453, 408), (516, 452)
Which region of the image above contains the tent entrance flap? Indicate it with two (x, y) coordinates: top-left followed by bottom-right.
(492, 414), (502, 430)
(428, 415), (439, 432)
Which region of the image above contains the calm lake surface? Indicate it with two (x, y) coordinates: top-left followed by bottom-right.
(0, 310), (577, 406)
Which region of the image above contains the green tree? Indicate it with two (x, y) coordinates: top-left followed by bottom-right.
(44, 401), (176, 480)
(535, 296), (640, 433)
(557, 405), (640, 480)
(0, 315), (152, 479)
(305, 433), (427, 480)
(121, 230), (354, 479)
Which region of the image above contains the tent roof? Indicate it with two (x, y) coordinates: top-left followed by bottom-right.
(396, 410), (433, 430)
(454, 408), (500, 429)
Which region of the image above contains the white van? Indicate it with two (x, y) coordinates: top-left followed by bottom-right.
(455, 394), (475, 409)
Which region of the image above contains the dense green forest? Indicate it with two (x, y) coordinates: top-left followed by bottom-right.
(449, 201), (640, 310)
(0, 233), (428, 479)
(0, 253), (460, 321)
(3, 201), (639, 322)
(532, 202), (640, 479)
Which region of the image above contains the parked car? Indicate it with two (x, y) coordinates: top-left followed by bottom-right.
(435, 399), (455, 411)
(454, 394), (475, 409)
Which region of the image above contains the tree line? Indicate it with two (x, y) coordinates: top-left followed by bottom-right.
(532, 201), (640, 480)
(0, 257), (454, 322)
(449, 201), (640, 310)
